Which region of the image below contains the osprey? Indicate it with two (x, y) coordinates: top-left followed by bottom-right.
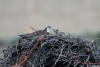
(44, 26), (55, 35)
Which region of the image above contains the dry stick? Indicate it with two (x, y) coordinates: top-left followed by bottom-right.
(92, 38), (100, 43)
(12, 36), (46, 67)
(70, 53), (100, 65)
(52, 44), (65, 67)
(92, 38), (100, 49)
(30, 27), (37, 32)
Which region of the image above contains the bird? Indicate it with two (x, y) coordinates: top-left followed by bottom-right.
(52, 29), (59, 36)
(44, 26), (55, 35)
(59, 32), (65, 37)
(54, 29), (65, 37)
(44, 26), (51, 32)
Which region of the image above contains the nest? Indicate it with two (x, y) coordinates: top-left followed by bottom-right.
(0, 26), (100, 67)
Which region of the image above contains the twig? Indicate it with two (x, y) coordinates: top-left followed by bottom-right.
(52, 44), (65, 67)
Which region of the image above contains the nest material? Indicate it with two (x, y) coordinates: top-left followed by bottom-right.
(0, 27), (100, 67)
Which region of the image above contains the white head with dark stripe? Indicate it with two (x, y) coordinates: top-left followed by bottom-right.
(44, 26), (52, 33)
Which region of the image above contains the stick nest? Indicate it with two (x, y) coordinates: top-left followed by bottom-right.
(0, 27), (100, 67)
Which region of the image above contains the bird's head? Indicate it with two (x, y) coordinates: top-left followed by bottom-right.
(46, 26), (51, 29)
